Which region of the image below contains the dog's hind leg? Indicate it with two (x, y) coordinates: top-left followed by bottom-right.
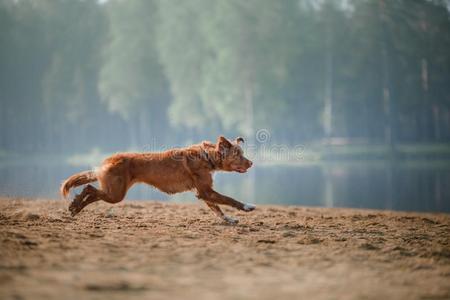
(71, 194), (99, 217)
(69, 179), (127, 216)
(204, 201), (238, 225)
(69, 184), (94, 216)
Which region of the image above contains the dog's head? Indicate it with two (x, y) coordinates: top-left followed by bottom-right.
(215, 136), (253, 173)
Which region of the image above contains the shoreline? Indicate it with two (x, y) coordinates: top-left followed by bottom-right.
(1, 198), (449, 299)
(2, 142), (450, 168)
(6, 196), (450, 215)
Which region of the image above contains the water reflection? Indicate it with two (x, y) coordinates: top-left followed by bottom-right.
(0, 161), (449, 213)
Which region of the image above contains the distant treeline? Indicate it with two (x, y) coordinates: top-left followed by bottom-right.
(1, 0), (450, 155)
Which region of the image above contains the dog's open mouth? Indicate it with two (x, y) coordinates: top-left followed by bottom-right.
(235, 168), (248, 173)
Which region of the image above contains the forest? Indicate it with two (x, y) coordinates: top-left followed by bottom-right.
(1, 0), (450, 158)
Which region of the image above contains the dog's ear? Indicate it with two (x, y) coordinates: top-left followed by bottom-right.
(216, 136), (232, 155)
(235, 137), (244, 145)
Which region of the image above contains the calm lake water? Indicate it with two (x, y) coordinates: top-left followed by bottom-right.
(1, 161), (449, 213)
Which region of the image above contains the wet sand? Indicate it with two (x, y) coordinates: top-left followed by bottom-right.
(0, 198), (449, 300)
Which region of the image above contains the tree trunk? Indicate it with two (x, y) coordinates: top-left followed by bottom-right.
(379, 0), (393, 148)
(421, 57), (431, 142)
(323, 13), (334, 139)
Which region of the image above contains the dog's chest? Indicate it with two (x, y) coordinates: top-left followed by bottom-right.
(158, 179), (194, 194)
(146, 170), (195, 194)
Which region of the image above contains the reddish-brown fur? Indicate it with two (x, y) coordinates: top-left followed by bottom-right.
(61, 136), (254, 223)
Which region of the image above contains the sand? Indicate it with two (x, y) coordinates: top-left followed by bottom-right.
(0, 198), (449, 300)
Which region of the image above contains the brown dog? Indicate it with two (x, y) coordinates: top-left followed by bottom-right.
(61, 136), (255, 224)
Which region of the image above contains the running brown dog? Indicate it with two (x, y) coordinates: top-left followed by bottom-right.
(61, 136), (255, 224)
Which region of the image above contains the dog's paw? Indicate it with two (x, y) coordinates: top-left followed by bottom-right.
(68, 201), (81, 217)
(69, 193), (85, 217)
(223, 215), (239, 225)
(243, 203), (256, 212)
(69, 207), (78, 217)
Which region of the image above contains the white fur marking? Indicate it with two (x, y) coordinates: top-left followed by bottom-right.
(243, 203), (256, 211)
(223, 215), (238, 224)
(93, 167), (101, 176)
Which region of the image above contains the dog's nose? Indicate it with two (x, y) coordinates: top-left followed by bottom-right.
(248, 160), (253, 167)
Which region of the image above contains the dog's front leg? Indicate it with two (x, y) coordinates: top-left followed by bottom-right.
(196, 187), (254, 211)
(204, 201), (238, 225)
(196, 187), (255, 224)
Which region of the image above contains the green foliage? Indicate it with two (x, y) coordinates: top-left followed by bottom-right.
(99, 0), (167, 120)
(1, 0), (450, 155)
(40, 0), (106, 123)
(156, 0), (212, 129)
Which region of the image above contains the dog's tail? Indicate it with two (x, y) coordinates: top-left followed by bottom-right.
(60, 170), (97, 199)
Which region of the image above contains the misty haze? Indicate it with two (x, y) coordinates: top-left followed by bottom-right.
(1, 1), (450, 299)
(1, 0), (450, 212)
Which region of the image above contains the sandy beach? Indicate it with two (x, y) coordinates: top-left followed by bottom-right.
(0, 198), (449, 300)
